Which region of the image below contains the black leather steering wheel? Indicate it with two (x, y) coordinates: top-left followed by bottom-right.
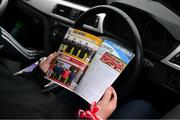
(74, 5), (143, 101)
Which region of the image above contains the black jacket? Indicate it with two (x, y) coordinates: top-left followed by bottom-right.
(0, 65), (72, 118)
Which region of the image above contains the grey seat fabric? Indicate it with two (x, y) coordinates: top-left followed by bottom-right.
(163, 103), (180, 119)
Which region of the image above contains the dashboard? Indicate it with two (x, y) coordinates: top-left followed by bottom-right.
(16, 0), (180, 95)
(20, 0), (106, 33)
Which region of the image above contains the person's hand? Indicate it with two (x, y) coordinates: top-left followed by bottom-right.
(96, 86), (117, 120)
(39, 52), (57, 73)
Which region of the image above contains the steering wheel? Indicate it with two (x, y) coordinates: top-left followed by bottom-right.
(0, 0), (8, 16)
(74, 5), (143, 102)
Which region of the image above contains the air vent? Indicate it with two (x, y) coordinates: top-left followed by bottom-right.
(52, 4), (73, 18)
(52, 4), (83, 21)
(69, 8), (83, 20)
(52, 4), (100, 28)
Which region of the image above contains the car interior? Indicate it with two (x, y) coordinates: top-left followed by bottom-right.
(1, 0), (180, 118)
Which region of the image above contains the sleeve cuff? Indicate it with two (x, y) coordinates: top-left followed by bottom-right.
(30, 65), (50, 89)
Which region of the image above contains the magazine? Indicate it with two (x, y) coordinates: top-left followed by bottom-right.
(44, 28), (135, 103)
